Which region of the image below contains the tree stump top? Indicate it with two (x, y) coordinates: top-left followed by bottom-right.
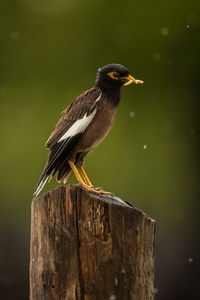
(30, 184), (155, 300)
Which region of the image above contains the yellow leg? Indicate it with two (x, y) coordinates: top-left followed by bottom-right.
(68, 160), (96, 192)
(68, 160), (112, 195)
(77, 164), (92, 186)
(76, 164), (111, 194)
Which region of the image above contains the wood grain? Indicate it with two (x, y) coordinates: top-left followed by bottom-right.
(30, 185), (155, 300)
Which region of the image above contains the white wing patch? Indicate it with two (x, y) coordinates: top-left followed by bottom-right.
(58, 91), (101, 143)
(58, 108), (97, 142)
(95, 92), (102, 102)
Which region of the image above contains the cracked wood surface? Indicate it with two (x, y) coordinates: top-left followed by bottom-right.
(30, 185), (155, 300)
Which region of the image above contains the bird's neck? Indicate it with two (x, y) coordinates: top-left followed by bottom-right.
(96, 85), (122, 107)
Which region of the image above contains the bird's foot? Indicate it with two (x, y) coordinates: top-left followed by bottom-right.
(80, 182), (95, 192)
(81, 183), (112, 195)
(93, 186), (113, 195)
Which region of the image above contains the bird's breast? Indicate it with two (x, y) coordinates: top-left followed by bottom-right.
(76, 99), (117, 153)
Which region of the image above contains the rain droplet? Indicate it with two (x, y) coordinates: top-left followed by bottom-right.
(10, 31), (20, 40)
(115, 277), (118, 286)
(161, 27), (169, 36)
(188, 257), (193, 263)
(153, 287), (159, 294)
(154, 53), (161, 61)
(109, 295), (116, 300)
(143, 145), (147, 150)
(129, 111), (135, 118)
(186, 25), (190, 29)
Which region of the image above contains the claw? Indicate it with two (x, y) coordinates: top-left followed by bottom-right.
(68, 161), (112, 195)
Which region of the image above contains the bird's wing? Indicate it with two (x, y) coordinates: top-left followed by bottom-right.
(46, 88), (102, 149)
(34, 88), (102, 197)
(44, 87), (102, 173)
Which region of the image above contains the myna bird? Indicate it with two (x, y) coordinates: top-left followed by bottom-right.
(34, 64), (143, 196)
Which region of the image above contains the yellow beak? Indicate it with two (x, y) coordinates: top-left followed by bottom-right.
(123, 74), (144, 86)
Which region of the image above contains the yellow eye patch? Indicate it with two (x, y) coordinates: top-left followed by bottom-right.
(107, 71), (120, 80)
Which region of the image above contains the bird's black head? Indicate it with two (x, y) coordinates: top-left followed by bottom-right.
(95, 63), (143, 90)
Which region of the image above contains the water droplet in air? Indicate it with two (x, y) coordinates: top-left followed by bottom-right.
(154, 53), (161, 61)
(143, 145), (147, 150)
(10, 31), (20, 40)
(109, 295), (116, 300)
(153, 287), (159, 294)
(161, 27), (169, 36)
(129, 111), (135, 118)
(188, 257), (193, 263)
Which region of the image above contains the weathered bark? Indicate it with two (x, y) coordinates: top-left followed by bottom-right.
(30, 184), (155, 300)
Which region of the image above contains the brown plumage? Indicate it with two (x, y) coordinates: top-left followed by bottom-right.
(46, 88), (101, 149)
(34, 64), (143, 196)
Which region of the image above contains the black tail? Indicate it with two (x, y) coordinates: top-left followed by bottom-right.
(34, 134), (82, 196)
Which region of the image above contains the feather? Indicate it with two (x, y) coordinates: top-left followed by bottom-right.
(58, 108), (97, 142)
(34, 88), (102, 196)
(46, 88), (101, 149)
(34, 175), (49, 197)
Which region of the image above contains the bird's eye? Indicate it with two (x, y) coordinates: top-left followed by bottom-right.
(107, 71), (120, 80)
(113, 72), (119, 78)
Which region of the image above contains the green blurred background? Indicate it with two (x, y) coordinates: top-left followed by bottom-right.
(0, 0), (200, 299)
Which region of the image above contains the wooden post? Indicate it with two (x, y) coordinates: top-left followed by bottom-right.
(30, 185), (155, 300)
